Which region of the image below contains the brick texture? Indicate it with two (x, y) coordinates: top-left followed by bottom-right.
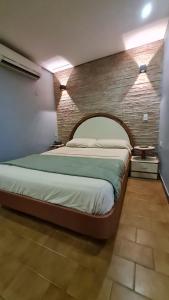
(54, 40), (163, 147)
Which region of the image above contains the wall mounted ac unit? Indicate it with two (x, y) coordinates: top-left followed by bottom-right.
(0, 44), (41, 79)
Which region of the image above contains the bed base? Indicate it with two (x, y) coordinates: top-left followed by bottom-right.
(0, 162), (129, 240)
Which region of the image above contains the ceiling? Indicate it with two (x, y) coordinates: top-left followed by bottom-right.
(0, 0), (169, 73)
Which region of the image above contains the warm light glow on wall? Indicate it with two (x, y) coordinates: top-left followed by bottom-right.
(56, 68), (73, 85)
(131, 41), (162, 68)
(57, 90), (80, 113)
(123, 18), (168, 53)
(134, 52), (155, 67)
(42, 56), (73, 73)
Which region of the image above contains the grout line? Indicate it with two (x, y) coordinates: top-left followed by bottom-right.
(109, 280), (114, 300)
(134, 263), (169, 280)
(116, 235), (155, 252)
(1, 221), (72, 259)
(25, 263), (75, 292)
(109, 279), (151, 300)
(152, 247), (156, 271)
(133, 263), (136, 291)
(135, 227), (138, 243)
(4, 218), (156, 271)
(1, 184), (168, 299)
(113, 252), (154, 271)
(106, 276), (133, 291)
(26, 264), (58, 286)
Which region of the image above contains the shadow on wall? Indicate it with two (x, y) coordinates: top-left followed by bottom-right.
(54, 41), (163, 145)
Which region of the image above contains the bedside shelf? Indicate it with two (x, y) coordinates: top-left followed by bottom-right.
(130, 156), (159, 179)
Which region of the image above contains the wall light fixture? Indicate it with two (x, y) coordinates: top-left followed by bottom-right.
(139, 64), (147, 73)
(60, 84), (67, 91)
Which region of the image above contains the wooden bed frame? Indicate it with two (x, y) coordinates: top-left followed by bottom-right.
(0, 113), (134, 239)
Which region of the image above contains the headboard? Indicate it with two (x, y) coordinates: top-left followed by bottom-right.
(69, 113), (134, 146)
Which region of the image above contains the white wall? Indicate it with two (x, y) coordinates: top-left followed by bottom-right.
(159, 24), (169, 195)
(0, 66), (57, 161)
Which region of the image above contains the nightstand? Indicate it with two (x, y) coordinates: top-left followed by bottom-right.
(48, 144), (64, 150)
(130, 156), (159, 179)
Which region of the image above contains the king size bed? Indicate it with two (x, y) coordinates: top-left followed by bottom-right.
(0, 113), (134, 239)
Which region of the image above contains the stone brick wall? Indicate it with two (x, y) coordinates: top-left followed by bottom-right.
(54, 40), (163, 147)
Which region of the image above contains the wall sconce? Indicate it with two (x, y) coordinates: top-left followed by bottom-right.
(60, 84), (67, 91)
(139, 64), (147, 73)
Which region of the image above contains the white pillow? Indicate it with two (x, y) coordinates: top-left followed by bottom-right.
(66, 138), (96, 148)
(94, 139), (132, 150)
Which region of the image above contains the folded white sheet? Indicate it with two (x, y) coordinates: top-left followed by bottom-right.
(42, 147), (129, 167)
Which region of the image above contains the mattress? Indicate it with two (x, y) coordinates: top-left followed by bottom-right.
(0, 147), (129, 215)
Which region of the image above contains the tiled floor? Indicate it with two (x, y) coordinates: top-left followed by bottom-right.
(0, 178), (169, 300)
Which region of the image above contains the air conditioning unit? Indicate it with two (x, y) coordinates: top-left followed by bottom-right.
(0, 44), (41, 79)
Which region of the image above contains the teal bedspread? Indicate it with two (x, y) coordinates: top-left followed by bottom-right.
(2, 154), (125, 199)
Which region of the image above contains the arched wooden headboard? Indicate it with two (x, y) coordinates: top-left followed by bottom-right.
(69, 113), (134, 146)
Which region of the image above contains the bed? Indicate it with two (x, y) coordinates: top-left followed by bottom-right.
(0, 113), (134, 239)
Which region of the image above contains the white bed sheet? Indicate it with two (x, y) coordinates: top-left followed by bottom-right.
(42, 147), (129, 167)
(0, 147), (129, 215)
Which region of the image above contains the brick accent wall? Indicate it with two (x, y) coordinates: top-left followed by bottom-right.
(54, 40), (163, 146)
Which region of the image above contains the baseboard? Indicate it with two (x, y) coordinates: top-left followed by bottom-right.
(160, 173), (169, 202)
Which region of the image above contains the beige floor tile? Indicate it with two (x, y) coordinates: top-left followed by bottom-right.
(95, 239), (115, 262)
(120, 214), (152, 231)
(41, 284), (75, 300)
(85, 238), (107, 256)
(122, 203), (153, 219)
(0, 227), (31, 259)
(114, 239), (154, 268)
(0, 254), (22, 293)
(154, 249), (169, 276)
(0, 178), (168, 300)
(80, 255), (109, 275)
(151, 220), (169, 238)
(135, 264), (169, 300)
(150, 207), (169, 223)
(137, 228), (169, 253)
(127, 179), (164, 196)
(121, 215), (169, 239)
(116, 224), (137, 242)
(107, 255), (135, 289)
(150, 202), (169, 212)
(112, 238), (121, 254)
(110, 281), (150, 300)
(2, 266), (50, 300)
(45, 232), (110, 275)
(96, 278), (113, 300)
(67, 240), (109, 275)
(71, 235), (107, 258)
(43, 228), (74, 257)
(0, 208), (52, 244)
(21, 241), (78, 289)
(67, 266), (111, 300)
(44, 227), (108, 269)
(124, 190), (166, 205)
